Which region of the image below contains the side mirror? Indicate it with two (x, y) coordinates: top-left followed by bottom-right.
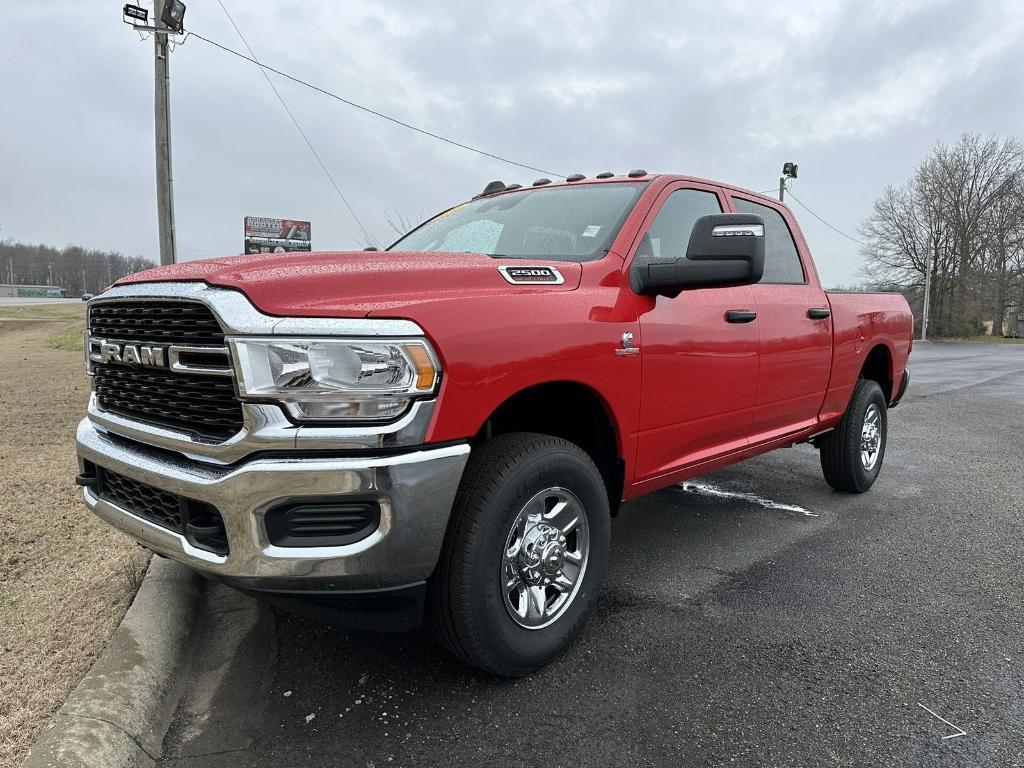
(633, 213), (765, 297)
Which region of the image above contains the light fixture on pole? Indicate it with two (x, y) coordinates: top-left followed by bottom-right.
(122, 4), (148, 24)
(160, 0), (187, 33)
(779, 162), (798, 202)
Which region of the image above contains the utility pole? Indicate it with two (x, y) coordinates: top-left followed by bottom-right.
(921, 249), (933, 341)
(153, 0), (177, 265)
(82, 267), (88, 295)
(48, 263), (54, 286)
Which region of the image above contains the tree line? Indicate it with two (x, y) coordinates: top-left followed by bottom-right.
(861, 133), (1024, 337)
(0, 240), (155, 296)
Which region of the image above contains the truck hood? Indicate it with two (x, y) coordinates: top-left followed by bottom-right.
(116, 251), (582, 318)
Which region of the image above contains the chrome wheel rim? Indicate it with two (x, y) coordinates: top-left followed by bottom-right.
(500, 487), (590, 630)
(861, 404), (882, 471)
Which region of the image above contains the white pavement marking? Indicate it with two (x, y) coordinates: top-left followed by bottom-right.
(679, 482), (819, 517)
(917, 703), (967, 739)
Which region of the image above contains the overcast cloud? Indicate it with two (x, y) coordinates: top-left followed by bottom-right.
(2, 0), (1023, 285)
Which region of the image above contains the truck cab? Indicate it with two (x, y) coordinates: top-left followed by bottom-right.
(76, 172), (913, 675)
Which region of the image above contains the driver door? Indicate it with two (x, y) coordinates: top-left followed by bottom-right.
(631, 184), (759, 486)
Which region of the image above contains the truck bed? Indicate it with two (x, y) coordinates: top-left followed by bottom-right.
(818, 291), (914, 426)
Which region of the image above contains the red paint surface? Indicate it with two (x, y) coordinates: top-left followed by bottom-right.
(117, 175), (913, 500)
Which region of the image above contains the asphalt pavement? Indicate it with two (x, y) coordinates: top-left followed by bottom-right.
(157, 341), (1024, 768)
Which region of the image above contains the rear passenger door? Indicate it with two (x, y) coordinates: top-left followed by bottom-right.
(730, 195), (832, 443)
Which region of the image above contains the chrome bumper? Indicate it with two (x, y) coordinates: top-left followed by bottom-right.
(76, 419), (470, 591)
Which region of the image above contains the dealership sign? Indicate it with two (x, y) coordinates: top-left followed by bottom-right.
(244, 217), (311, 254)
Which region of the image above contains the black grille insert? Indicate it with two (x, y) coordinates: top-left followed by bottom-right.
(94, 366), (243, 440)
(89, 300), (226, 345)
(95, 465), (229, 555)
(88, 299), (244, 441)
(265, 500), (381, 548)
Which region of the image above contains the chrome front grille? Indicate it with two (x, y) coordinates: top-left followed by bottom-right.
(88, 300), (245, 441)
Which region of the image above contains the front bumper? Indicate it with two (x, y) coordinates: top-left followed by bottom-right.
(76, 419), (470, 592)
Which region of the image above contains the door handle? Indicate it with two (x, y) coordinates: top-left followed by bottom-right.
(807, 308), (831, 320)
(725, 310), (757, 323)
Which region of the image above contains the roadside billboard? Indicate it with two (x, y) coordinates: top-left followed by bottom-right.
(0, 284), (64, 298)
(244, 217), (311, 254)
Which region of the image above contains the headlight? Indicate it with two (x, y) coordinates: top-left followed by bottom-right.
(229, 337), (439, 422)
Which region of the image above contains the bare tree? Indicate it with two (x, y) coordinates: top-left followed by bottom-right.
(860, 133), (1024, 337)
(0, 240), (155, 296)
(355, 210), (427, 251)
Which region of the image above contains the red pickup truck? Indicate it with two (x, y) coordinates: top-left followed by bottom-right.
(77, 172), (912, 675)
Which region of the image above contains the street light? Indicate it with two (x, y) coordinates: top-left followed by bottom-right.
(122, 4), (148, 24)
(160, 0), (186, 33)
(779, 162), (798, 202)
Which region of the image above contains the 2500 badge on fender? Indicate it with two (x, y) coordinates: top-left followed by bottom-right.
(75, 172), (912, 676)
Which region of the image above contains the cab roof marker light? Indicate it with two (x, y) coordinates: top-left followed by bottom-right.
(475, 180), (506, 199)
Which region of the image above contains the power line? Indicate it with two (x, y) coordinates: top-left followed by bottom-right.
(785, 190), (866, 246)
(186, 30), (567, 179)
(213, 2), (373, 244)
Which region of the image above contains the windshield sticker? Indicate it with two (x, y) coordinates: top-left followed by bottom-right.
(435, 203), (469, 219)
(581, 225), (602, 238)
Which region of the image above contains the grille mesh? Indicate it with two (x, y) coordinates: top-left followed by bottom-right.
(95, 467), (229, 555)
(94, 367), (243, 440)
(89, 300), (226, 345)
(89, 300), (244, 440)
(99, 467), (183, 531)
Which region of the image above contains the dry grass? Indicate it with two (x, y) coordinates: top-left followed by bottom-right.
(0, 303), (149, 768)
(48, 329), (84, 352)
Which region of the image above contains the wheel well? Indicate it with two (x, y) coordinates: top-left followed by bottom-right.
(860, 344), (893, 402)
(475, 382), (625, 514)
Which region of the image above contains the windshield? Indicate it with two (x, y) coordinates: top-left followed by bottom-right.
(388, 182), (647, 262)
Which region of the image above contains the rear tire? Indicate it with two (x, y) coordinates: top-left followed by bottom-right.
(818, 378), (888, 493)
(428, 432), (610, 677)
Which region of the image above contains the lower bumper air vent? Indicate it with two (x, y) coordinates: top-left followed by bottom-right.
(92, 464), (229, 555)
(264, 500), (381, 548)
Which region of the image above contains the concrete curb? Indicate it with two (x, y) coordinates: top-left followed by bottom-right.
(22, 556), (203, 768)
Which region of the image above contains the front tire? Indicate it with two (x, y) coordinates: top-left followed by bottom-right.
(818, 378), (888, 493)
(428, 433), (610, 676)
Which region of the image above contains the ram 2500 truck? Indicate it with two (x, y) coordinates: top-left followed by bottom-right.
(76, 172), (913, 676)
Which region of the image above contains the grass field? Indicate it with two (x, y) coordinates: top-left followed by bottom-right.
(0, 303), (148, 768)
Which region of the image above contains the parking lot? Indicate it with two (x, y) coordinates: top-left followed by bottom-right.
(156, 342), (1024, 768)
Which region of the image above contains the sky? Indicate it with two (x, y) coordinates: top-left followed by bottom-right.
(2, 0), (1023, 287)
